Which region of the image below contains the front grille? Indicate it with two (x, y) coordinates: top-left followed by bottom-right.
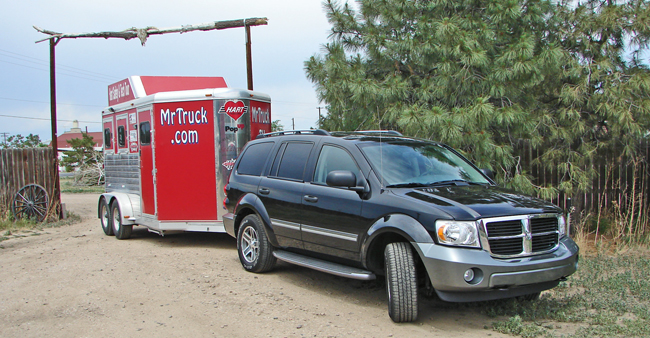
(533, 233), (558, 252)
(531, 217), (558, 234)
(486, 220), (522, 237)
(484, 215), (560, 257)
(488, 237), (523, 256)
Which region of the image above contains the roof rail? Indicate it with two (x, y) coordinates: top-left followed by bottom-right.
(350, 130), (403, 136)
(255, 129), (331, 139)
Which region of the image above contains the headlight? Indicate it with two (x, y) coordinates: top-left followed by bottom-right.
(558, 215), (566, 237)
(435, 220), (480, 248)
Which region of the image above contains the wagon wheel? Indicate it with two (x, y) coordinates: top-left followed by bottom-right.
(12, 184), (49, 222)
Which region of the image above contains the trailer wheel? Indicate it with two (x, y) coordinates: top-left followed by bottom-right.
(99, 198), (113, 236)
(384, 242), (418, 323)
(111, 201), (132, 240)
(237, 214), (276, 273)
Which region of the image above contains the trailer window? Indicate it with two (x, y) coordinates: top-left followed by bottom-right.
(117, 126), (126, 147)
(104, 128), (112, 148)
(139, 122), (151, 145)
(237, 142), (274, 176)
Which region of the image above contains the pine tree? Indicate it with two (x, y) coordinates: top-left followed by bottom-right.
(61, 133), (99, 172)
(305, 0), (650, 197)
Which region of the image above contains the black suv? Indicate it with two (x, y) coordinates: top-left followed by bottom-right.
(223, 130), (579, 322)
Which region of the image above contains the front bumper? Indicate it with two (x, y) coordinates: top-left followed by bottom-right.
(413, 236), (579, 302)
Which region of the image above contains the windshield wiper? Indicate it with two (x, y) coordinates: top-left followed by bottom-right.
(385, 182), (431, 188)
(428, 179), (483, 186)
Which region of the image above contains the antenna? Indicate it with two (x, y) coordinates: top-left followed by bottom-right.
(378, 107), (384, 192)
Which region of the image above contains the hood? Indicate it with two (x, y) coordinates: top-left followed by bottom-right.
(394, 185), (562, 220)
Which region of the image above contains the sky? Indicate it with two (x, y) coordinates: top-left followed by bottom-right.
(0, 0), (334, 143)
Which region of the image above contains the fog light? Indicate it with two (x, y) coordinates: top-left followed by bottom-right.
(463, 269), (475, 282)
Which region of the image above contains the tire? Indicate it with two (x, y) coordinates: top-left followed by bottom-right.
(111, 201), (132, 240)
(384, 242), (418, 323)
(99, 198), (113, 236)
(237, 214), (276, 273)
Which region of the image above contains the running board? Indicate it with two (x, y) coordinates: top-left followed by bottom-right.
(273, 250), (376, 281)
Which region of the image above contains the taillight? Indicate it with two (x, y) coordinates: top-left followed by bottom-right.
(223, 177), (230, 210)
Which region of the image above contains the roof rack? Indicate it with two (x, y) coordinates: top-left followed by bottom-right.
(349, 130), (403, 136)
(255, 129), (331, 139)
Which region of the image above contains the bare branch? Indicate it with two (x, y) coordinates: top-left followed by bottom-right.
(34, 18), (268, 46)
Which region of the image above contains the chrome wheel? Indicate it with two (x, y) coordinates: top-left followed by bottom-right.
(236, 214), (276, 272)
(241, 225), (260, 263)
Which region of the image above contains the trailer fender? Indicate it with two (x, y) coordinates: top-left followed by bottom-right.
(360, 214), (434, 272)
(234, 193), (279, 247)
(99, 193), (138, 225)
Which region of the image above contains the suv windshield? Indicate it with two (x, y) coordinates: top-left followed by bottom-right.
(358, 140), (490, 187)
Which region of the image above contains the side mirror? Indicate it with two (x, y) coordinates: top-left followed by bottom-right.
(481, 168), (495, 181)
(326, 170), (357, 188)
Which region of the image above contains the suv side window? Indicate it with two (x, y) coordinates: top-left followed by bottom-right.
(274, 142), (313, 181)
(237, 142), (274, 176)
(313, 145), (361, 185)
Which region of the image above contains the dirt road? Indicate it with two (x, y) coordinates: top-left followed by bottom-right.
(0, 193), (507, 337)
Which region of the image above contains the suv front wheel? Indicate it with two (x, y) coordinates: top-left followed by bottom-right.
(384, 242), (418, 322)
(237, 214), (277, 273)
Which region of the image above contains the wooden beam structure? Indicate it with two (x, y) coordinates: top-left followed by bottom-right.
(34, 18), (268, 46)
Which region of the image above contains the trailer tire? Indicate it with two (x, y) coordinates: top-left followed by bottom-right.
(237, 214), (276, 273)
(99, 198), (113, 236)
(111, 201), (132, 240)
(384, 242), (418, 323)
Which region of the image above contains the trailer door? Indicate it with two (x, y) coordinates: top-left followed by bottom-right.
(139, 109), (156, 215)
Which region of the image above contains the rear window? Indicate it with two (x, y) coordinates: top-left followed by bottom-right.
(237, 142), (274, 176)
(139, 122), (151, 145)
(117, 126), (126, 148)
(275, 142), (313, 181)
(104, 128), (112, 148)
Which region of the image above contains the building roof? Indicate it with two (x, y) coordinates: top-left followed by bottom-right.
(51, 131), (103, 150)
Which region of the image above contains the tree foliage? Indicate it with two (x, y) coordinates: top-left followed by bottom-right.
(272, 119), (285, 132)
(0, 134), (47, 149)
(61, 133), (100, 172)
(305, 0), (650, 197)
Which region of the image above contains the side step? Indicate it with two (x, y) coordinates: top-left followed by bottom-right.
(273, 250), (376, 281)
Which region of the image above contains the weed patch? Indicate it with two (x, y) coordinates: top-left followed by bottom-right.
(489, 252), (650, 337)
(60, 177), (104, 194)
(0, 211), (81, 242)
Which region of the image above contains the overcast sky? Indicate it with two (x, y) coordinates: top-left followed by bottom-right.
(0, 0), (333, 142)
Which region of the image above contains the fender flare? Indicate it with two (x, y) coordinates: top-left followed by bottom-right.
(233, 193), (279, 246)
(360, 213), (433, 269)
(99, 193), (137, 225)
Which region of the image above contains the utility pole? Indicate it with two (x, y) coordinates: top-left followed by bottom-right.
(317, 107), (323, 129)
(0, 132), (9, 146)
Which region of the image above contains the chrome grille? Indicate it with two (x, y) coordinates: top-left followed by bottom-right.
(483, 215), (560, 257)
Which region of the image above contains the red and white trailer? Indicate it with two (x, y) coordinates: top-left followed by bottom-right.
(98, 76), (271, 239)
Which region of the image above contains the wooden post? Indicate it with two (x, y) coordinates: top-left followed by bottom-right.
(245, 24), (253, 90)
(50, 38), (62, 219)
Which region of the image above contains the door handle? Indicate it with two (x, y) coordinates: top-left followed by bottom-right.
(303, 195), (318, 203)
(258, 188), (270, 195)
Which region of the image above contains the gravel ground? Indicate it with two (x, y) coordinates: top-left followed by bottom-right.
(0, 193), (507, 337)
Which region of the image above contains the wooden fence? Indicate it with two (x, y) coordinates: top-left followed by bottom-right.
(0, 148), (60, 220)
(518, 140), (650, 229)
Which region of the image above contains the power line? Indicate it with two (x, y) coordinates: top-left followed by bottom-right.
(0, 59), (112, 83)
(0, 113), (99, 124)
(0, 96), (104, 107)
(0, 48), (116, 80)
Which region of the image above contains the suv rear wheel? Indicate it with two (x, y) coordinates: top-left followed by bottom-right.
(384, 242), (418, 322)
(237, 214), (276, 273)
